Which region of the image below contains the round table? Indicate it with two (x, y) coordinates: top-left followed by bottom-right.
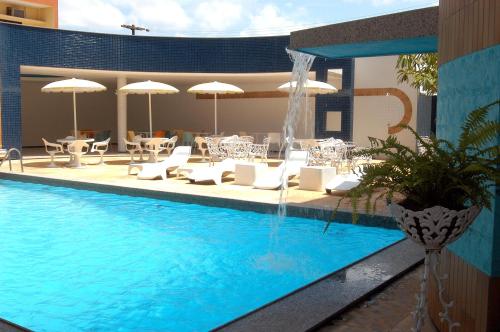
(134, 137), (171, 162)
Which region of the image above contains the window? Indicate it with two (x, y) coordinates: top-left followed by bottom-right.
(327, 69), (343, 90)
(326, 111), (342, 131)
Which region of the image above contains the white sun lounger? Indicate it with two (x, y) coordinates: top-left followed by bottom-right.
(128, 146), (191, 180)
(180, 158), (237, 185)
(325, 173), (361, 194)
(252, 150), (309, 190)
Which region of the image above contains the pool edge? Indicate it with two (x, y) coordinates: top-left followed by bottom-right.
(0, 172), (397, 229)
(212, 239), (423, 332)
(0, 317), (32, 332)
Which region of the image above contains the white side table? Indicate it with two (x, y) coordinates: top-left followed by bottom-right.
(299, 166), (337, 191)
(234, 162), (268, 186)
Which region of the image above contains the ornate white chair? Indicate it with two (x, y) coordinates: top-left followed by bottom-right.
(42, 138), (64, 168)
(248, 137), (270, 162)
(91, 138), (111, 165)
(239, 136), (254, 143)
(205, 136), (225, 165)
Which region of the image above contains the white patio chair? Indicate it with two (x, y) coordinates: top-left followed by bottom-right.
(128, 146), (191, 180)
(248, 137), (270, 162)
(162, 136), (178, 156)
(123, 138), (143, 163)
(253, 150), (309, 190)
(67, 140), (89, 168)
(42, 138), (64, 168)
(179, 158), (237, 185)
(145, 137), (167, 162)
(91, 138), (111, 165)
(194, 136), (208, 161)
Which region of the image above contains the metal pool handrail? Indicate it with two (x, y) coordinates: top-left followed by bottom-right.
(0, 148), (24, 172)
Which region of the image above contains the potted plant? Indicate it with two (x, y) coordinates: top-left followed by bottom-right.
(331, 100), (499, 331)
(335, 100), (498, 244)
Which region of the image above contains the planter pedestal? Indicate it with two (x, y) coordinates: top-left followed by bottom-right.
(390, 203), (481, 332)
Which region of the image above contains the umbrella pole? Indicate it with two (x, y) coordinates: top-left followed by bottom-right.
(148, 93), (153, 138)
(214, 93), (218, 135)
(305, 93), (309, 138)
(73, 91), (78, 138)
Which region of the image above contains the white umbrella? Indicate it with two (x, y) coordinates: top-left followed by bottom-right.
(187, 81), (244, 135)
(277, 79), (338, 95)
(42, 78), (107, 137)
(118, 80), (179, 138)
(278, 79), (338, 137)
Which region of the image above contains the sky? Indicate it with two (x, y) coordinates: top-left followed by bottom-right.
(59, 0), (438, 37)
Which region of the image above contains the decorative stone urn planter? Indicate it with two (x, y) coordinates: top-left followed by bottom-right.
(390, 203), (481, 251)
(389, 203), (481, 332)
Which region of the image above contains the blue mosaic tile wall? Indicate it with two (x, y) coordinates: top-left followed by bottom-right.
(437, 44), (500, 277)
(0, 23), (354, 149)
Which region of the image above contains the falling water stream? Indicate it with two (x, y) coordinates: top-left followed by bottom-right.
(277, 49), (316, 219)
(263, 50), (316, 267)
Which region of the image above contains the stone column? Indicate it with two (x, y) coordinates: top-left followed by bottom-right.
(116, 76), (127, 152)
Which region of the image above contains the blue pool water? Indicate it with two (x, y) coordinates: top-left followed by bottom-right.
(0, 179), (403, 331)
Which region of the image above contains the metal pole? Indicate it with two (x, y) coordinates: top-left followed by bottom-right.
(148, 93), (153, 138)
(214, 93), (218, 135)
(305, 92), (309, 138)
(73, 91), (77, 137)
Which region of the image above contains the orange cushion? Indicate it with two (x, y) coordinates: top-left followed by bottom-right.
(153, 130), (166, 138)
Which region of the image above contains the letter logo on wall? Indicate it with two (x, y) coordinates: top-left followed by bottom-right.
(354, 88), (412, 134)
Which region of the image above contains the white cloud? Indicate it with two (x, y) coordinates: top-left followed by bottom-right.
(341, 0), (437, 6)
(240, 4), (304, 36)
(59, 0), (191, 34)
(59, 0), (126, 31)
(195, 1), (243, 32)
(59, 0), (436, 37)
(126, 0), (192, 32)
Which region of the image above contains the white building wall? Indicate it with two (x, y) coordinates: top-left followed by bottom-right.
(21, 81), (118, 146)
(21, 57), (419, 149)
(21, 80), (288, 146)
(353, 56), (419, 150)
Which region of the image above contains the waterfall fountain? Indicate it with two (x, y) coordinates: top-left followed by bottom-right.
(277, 49), (316, 219)
(263, 49), (316, 267)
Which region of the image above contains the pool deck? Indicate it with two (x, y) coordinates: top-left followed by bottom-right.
(0, 150), (390, 225)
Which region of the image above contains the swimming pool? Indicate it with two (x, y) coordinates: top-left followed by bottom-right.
(0, 179), (403, 331)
